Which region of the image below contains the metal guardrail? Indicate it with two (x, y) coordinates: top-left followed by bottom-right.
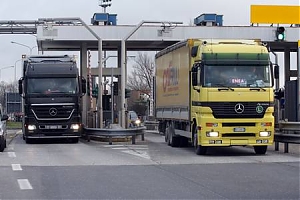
(274, 121), (300, 153)
(83, 126), (146, 145)
(143, 121), (159, 131)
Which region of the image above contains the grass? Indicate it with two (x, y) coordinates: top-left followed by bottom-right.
(6, 121), (22, 129)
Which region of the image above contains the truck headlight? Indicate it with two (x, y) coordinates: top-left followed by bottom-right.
(135, 119), (141, 125)
(206, 131), (219, 137)
(71, 124), (80, 130)
(259, 131), (271, 137)
(28, 125), (36, 131)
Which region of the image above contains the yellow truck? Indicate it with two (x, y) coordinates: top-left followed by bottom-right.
(155, 39), (275, 155)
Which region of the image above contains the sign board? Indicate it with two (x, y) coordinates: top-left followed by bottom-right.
(6, 92), (22, 114)
(251, 5), (300, 24)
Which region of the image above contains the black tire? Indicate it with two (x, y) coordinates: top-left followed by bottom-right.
(25, 137), (32, 144)
(165, 126), (168, 143)
(0, 138), (5, 152)
(167, 126), (179, 147)
(22, 134), (25, 140)
(193, 133), (207, 155)
(254, 146), (267, 155)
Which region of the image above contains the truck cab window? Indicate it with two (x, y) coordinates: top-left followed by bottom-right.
(204, 65), (271, 87)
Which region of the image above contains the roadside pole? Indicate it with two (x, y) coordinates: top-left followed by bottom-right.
(297, 40), (300, 122)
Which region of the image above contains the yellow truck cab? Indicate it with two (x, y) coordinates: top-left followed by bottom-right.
(155, 39), (275, 155)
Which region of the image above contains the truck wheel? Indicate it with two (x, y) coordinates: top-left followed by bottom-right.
(0, 138), (5, 152)
(254, 146), (267, 155)
(166, 127), (180, 147)
(165, 127), (169, 143)
(193, 133), (207, 155)
(25, 137), (32, 144)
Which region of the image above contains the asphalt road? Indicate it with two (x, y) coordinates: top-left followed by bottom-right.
(0, 130), (299, 199)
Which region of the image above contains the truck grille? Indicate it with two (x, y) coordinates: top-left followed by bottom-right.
(31, 104), (75, 120)
(201, 102), (271, 119)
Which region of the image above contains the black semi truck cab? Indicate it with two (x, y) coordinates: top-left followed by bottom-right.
(19, 55), (86, 143)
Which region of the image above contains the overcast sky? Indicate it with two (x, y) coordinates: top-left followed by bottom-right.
(0, 0), (299, 84)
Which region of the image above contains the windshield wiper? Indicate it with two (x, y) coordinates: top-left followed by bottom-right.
(249, 87), (266, 91)
(215, 84), (234, 91)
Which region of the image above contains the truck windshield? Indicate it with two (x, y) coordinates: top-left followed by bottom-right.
(27, 78), (78, 94)
(203, 65), (272, 88)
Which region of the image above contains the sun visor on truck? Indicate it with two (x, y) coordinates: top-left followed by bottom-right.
(202, 53), (269, 66)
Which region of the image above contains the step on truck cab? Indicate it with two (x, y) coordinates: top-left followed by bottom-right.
(19, 55), (86, 143)
(155, 39), (275, 155)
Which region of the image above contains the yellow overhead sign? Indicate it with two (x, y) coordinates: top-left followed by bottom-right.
(251, 5), (300, 24)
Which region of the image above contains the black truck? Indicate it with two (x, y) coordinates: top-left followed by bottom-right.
(19, 55), (86, 143)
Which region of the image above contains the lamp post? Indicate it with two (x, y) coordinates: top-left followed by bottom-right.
(121, 20), (183, 127)
(11, 41), (37, 55)
(14, 59), (22, 83)
(0, 66), (14, 80)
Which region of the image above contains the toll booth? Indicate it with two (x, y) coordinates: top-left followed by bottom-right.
(194, 13), (223, 26)
(91, 13), (117, 25)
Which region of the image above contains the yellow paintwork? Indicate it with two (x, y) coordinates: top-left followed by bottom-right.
(155, 44), (190, 107)
(156, 38), (274, 148)
(298, 40), (300, 47)
(250, 5), (300, 24)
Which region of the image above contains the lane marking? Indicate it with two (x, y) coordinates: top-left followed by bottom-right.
(17, 179), (33, 190)
(8, 152), (16, 158)
(122, 150), (151, 160)
(12, 164), (22, 171)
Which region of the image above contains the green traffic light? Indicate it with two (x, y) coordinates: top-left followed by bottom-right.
(276, 27), (285, 41)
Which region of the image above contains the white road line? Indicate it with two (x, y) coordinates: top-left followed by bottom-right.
(12, 164), (22, 171)
(122, 150), (151, 160)
(8, 152), (16, 158)
(17, 179), (33, 190)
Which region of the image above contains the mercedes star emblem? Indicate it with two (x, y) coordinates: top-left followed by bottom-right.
(49, 108), (58, 116)
(234, 103), (244, 114)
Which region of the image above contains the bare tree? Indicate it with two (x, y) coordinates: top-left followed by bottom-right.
(127, 52), (154, 92)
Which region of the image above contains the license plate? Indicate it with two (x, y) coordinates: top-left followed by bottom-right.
(46, 125), (62, 129)
(233, 127), (245, 132)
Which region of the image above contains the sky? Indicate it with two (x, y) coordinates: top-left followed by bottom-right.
(0, 0), (299, 85)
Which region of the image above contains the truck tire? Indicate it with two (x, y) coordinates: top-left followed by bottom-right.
(165, 126), (169, 143)
(254, 146), (267, 155)
(0, 138), (5, 152)
(193, 133), (207, 155)
(25, 137), (32, 144)
(167, 126), (179, 147)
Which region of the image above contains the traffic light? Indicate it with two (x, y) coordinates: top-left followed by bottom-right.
(113, 82), (118, 96)
(92, 85), (98, 98)
(125, 88), (131, 98)
(275, 27), (285, 41)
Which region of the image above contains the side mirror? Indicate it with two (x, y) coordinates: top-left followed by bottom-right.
(18, 78), (23, 95)
(192, 72), (198, 86)
(191, 46), (199, 57)
(81, 77), (87, 94)
(191, 63), (201, 86)
(274, 64), (279, 79)
(1, 114), (8, 121)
